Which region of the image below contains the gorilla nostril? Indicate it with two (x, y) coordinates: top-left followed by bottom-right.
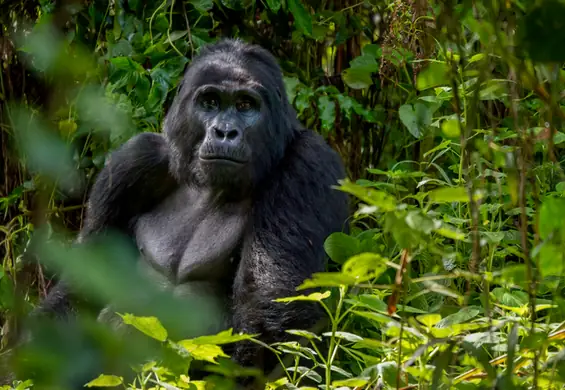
(213, 127), (240, 142)
(214, 128), (225, 140)
(226, 129), (239, 140)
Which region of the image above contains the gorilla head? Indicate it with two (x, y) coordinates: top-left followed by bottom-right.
(164, 39), (299, 194)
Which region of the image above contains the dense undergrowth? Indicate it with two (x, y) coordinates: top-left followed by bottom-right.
(2, 0), (565, 388)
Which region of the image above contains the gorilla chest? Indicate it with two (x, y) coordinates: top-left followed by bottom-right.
(133, 187), (249, 283)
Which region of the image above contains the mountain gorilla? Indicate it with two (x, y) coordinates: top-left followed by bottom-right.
(11, 39), (349, 386)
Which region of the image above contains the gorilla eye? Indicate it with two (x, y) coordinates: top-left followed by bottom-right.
(200, 94), (220, 110)
(236, 98), (255, 112)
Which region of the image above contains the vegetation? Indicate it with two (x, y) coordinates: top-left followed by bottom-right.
(2, 0), (565, 388)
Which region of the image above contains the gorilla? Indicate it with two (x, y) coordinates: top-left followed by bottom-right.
(8, 38), (349, 387)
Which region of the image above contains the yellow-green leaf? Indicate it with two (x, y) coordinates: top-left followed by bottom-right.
(189, 328), (258, 345)
(342, 253), (388, 283)
(429, 187), (483, 203)
(178, 340), (229, 363)
(120, 313), (168, 342)
(416, 314), (442, 328)
(417, 61), (450, 90)
(275, 290), (331, 303)
(85, 374), (123, 387)
(441, 118), (461, 138)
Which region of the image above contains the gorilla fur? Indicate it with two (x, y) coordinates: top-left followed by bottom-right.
(8, 38), (349, 387)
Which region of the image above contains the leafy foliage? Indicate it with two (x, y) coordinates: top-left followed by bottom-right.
(2, 0), (565, 389)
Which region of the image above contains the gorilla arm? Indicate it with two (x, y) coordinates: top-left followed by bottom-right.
(33, 132), (175, 319)
(231, 130), (349, 369)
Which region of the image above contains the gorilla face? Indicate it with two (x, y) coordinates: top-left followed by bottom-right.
(190, 82), (264, 188)
(164, 40), (298, 195)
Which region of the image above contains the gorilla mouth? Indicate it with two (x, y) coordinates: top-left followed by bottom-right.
(199, 155), (248, 164)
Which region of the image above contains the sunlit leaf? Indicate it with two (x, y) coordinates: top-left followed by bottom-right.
(275, 290), (331, 302)
(429, 187), (483, 203)
(416, 61), (450, 90)
(322, 331), (363, 342)
(336, 179), (397, 211)
(332, 378), (369, 387)
(416, 314), (441, 328)
(342, 253), (388, 283)
(85, 374), (124, 387)
(188, 328), (258, 345)
(177, 340), (229, 363)
(435, 307), (480, 328)
(298, 272), (358, 289)
(120, 313), (168, 342)
(441, 118), (461, 138)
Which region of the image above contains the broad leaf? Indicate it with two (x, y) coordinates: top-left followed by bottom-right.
(342, 68), (373, 89)
(178, 340), (229, 363)
(342, 253), (388, 283)
(120, 314), (168, 342)
(85, 375), (123, 387)
(416, 61), (450, 90)
(399, 103), (432, 138)
(324, 232), (361, 264)
(287, 0), (312, 36)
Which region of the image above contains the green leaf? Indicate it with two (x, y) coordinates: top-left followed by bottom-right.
(332, 377), (369, 388)
(405, 211), (436, 235)
(265, 0), (281, 12)
(416, 61), (450, 90)
(539, 243), (564, 277)
(399, 103), (433, 138)
(356, 294), (388, 313)
(120, 314), (168, 342)
(275, 290), (331, 303)
(441, 119), (461, 138)
(318, 95), (336, 132)
(429, 187), (481, 203)
(342, 68), (373, 89)
(491, 288), (528, 307)
(286, 329), (322, 341)
(177, 340), (229, 363)
(322, 331), (363, 342)
(468, 53), (485, 64)
(435, 307), (480, 328)
(85, 374), (124, 387)
(423, 139), (452, 158)
(324, 232), (361, 264)
(539, 197), (565, 241)
(416, 314), (441, 328)
(435, 227), (465, 240)
(349, 54), (379, 73)
(287, 0), (312, 36)
(188, 328), (257, 345)
(298, 272), (358, 289)
(190, 0), (214, 13)
(342, 253), (388, 283)
(336, 179), (397, 211)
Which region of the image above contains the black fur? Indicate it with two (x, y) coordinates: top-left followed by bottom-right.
(7, 38), (349, 388)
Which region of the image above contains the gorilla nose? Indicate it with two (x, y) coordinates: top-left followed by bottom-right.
(213, 127), (241, 143)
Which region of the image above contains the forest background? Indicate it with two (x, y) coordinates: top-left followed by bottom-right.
(2, 0), (565, 389)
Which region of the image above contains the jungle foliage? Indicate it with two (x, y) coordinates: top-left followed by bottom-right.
(3, 0), (565, 389)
